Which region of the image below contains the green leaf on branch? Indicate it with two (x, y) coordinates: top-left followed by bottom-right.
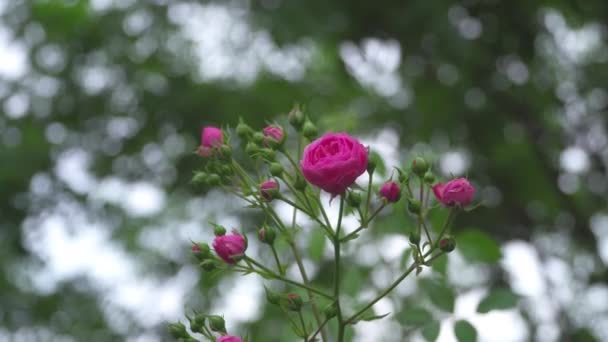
(308, 228), (326, 262)
(457, 229), (502, 263)
(420, 278), (455, 312)
(454, 320), (477, 342)
(360, 312), (391, 322)
(431, 254), (447, 275)
(399, 306), (433, 326)
(477, 288), (519, 313)
(421, 320), (441, 341)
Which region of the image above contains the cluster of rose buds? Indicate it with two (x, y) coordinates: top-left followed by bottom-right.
(172, 106), (477, 342)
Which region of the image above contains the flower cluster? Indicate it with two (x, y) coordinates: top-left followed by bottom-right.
(172, 106), (478, 342)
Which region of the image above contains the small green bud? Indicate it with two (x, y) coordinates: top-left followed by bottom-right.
(302, 120), (318, 140)
(407, 198), (421, 215)
(259, 148), (276, 161)
(323, 302), (338, 319)
(214, 225), (227, 236)
(412, 157), (429, 177)
(220, 145), (232, 158)
(346, 192), (362, 207)
(270, 163), (284, 177)
(253, 132), (265, 145)
(286, 293), (303, 311)
(423, 171), (435, 184)
(409, 231), (421, 245)
(192, 243), (211, 260)
(200, 259), (216, 271)
(397, 168), (408, 184)
(193, 314), (206, 331)
(246, 142), (258, 156)
(207, 174), (221, 186)
(221, 165), (234, 176)
(265, 286), (281, 305)
(236, 121), (252, 139)
(258, 227), (276, 245)
(208, 315), (226, 333)
(294, 175), (307, 191)
(438, 236), (456, 253)
(288, 105), (305, 130)
(367, 156), (377, 175)
(167, 322), (189, 339)
(192, 172), (208, 185)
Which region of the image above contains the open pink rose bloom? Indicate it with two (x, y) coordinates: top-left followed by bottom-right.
(301, 132), (368, 196)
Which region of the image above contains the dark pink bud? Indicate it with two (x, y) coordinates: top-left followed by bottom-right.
(263, 125), (285, 146)
(260, 179), (280, 201)
(212, 233), (247, 264)
(379, 181), (401, 203)
(201, 126), (223, 148)
(432, 178), (475, 207)
(217, 336), (243, 342)
(192, 244), (201, 253)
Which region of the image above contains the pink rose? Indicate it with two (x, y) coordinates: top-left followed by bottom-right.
(217, 335), (242, 342)
(379, 181), (401, 203)
(213, 233), (247, 264)
(263, 125), (285, 146)
(260, 179), (280, 201)
(301, 132), (368, 195)
(201, 126), (223, 148)
(432, 178), (475, 207)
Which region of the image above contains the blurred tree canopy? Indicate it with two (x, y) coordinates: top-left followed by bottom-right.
(1, 0), (607, 341)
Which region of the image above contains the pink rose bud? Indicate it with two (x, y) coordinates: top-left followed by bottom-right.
(432, 178), (475, 207)
(192, 244), (201, 253)
(217, 336), (242, 342)
(260, 179), (280, 201)
(300, 132), (368, 196)
(379, 181), (401, 203)
(213, 233), (247, 264)
(263, 125), (285, 146)
(201, 126), (223, 148)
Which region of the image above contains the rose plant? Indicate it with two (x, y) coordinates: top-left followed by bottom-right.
(169, 106), (480, 342)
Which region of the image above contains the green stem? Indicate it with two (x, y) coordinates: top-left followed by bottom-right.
(364, 171), (373, 220)
(271, 245), (284, 275)
(309, 315), (331, 341)
(340, 203), (386, 242)
(345, 251), (446, 324)
(434, 209), (457, 247)
(334, 196), (346, 342)
(245, 257), (333, 299)
(298, 311), (309, 341)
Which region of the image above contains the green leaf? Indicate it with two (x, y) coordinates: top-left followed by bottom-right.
(454, 320), (477, 342)
(457, 230), (502, 263)
(421, 320), (440, 341)
(400, 306), (433, 326)
(477, 288), (519, 313)
(431, 254), (447, 275)
(420, 278), (455, 312)
(308, 228), (326, 262)
(360, 312), (390, 322)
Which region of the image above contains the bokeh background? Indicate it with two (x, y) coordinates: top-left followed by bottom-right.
(1, 0), (608, 341)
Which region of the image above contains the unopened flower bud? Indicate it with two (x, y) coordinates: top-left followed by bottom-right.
(263, 125), (285, 148)
(260, 179), (280, 201)
(220, 145), (232, 158)
(208, 174), (221, 186)
(438, 236), (456, 252)
(367, 157), (377, 175)
(259, 148), (276, 161)
(379, 181), (401, 203)
(253, 132), (265, 145)
(214, 225), (227, 236)
(245, 142), (258, 157)
(236, 121), (252, 139)
(409, 231), (421, 245)
(412, 157), (429, 177)
(407, 198), (421, 214)
(189, 314), (205, 333)
(323, 302), (338, 319)
(288, 105), (305, 130)
(208, 315), (226, 333)
(346, 192), (362, 207)
(221, 165), (234, 176)
(302, 120), (318, 140)
(192, 172), (208, 185)
(423, 171), (435, 184)
(168, 322), (189, 339)
(192, 243), (211, 260)
(286, 293), (303, 311)
(213, 232), (247, 264)
(270, 163), (284, 177)
(397, 169), (409, 184)
(258, 227), (276, 245)
(200, 259), (216, 271)
(294, 175), (307, 191)
(265, 286), (281, 305)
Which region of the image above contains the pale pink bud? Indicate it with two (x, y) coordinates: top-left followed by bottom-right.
(263, 125), (285, 146)
(260, 179), (280, 201)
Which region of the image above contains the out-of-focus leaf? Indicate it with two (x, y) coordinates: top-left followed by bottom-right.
(421, 320), (440, 341)
(431, 254), (447, 275)
(420, 278), (455, 312)
(308, 228), (326, 262)
(399, 306), (433, 326)
(457, 229), (502, 263)
(477, 288), (520, 313)
(454, 320), (477, 342)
